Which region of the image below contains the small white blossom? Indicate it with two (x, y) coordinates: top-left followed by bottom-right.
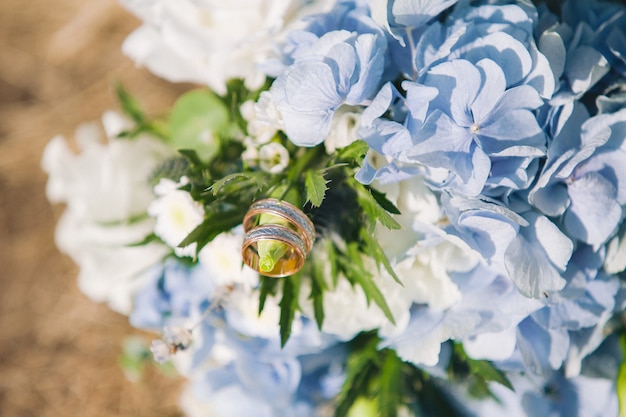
(324, 105), (361, 154)
(243, 92), (284, 145)
(149, 177), (205, 257)
(198, 231), (259, 289)
(258, 142), (290, 174)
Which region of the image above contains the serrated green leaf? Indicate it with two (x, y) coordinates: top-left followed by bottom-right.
(305, 170), (329, 207)
(340, 245), (395, 325)
(337, 139), (369, 163)
(209, 172), (264, 196)
(279, 274), (300, 347)
(115, 83), (145, 124)
(369, 187), (401, 215)
(360, 228), (402, 286)
(168, 89), (232, 162)
(352, 181), (401, 230)
(177, 208), (245, 253)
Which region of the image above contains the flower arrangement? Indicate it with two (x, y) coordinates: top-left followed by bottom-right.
(43, 0), (626, 415)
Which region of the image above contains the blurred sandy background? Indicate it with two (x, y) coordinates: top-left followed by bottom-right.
(0, 1), (192, 415)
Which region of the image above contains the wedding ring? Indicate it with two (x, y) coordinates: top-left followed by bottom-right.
(241, 198), (315, 277)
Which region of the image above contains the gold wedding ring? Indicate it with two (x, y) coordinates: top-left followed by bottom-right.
(241, 198), (315, 277)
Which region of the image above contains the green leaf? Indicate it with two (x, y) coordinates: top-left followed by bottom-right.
(177, 208), (246, 253)
(258, 275), (279, 315)
(208, 172), (265, 196)
(618, 333), (626, 417)
(178, 149), (205, 169)
(115, 83), (145, 124)
(337, 140), (369, 163)
(340, 245), (395, 325)
(360, 228), (402, 286)
(126, 233), (162, 247)
(279, 274), (300, 347)
(310, 254), (328, 330)
(334, 334), (379, 417)
(168, 89), (232, 162)
(450, 343), (514, 396)
(326, 239), (339, 287)
(369, 187), (401, 215)
(352, 180), (401, 230)
(377, 350), (403, 417)
(305, 170), (329, 207)
(467, 358), (514, 391)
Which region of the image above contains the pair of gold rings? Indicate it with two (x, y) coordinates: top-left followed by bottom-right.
(241, 198), (315, 277)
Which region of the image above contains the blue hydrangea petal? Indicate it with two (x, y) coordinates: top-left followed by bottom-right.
(426, 60), (481, 126)
(504, 213), (571, 298)
(516, 317), (570, 375)
(346, 33), (386, 104)
(324, 42), (357, 97)
(389, 0), (458, 28)
(564, 171), (622, 249)
(528, 182), (570, 217)
(538, 29), (567, 83)
(477, 110), (546, 156)
(283, 62), (342, 112)
(524, 38), (557, 99)
(403, 82), (439, 126)
(565, 45), (610, 95)
(454, 32), (533, 88)
(488, 85), (545, 120)
(471, 59), (507, 123)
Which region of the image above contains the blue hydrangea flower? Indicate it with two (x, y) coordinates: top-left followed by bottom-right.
(130, 259), (215, 329)
(530, 105), (626, 249)
(401, 58), (546, 196)
(412, 2), (555, 98)
(271, 28), (387, 146)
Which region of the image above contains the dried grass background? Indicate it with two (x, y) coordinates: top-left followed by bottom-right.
(0, 1), (194, 415)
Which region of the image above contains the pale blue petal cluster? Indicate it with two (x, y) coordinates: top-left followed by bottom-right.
(346, 0), (626, 408)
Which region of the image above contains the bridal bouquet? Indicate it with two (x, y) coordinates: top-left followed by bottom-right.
(43, 0), (626, 415)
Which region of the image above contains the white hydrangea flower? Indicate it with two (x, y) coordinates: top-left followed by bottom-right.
(223, 288), (288, 339)
(149, 177), (205, 257)
(242, 92), (284, 145)
(41, 111), (172, 314)
(120, 0), (331, 94)
(324, 105), (362, 154)
(258, 142), (290, 174)
(198, 230), (259, 289)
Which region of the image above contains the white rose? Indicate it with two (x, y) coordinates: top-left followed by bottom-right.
(120, 0), (330, 94)
(42, 111), (172, 313)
